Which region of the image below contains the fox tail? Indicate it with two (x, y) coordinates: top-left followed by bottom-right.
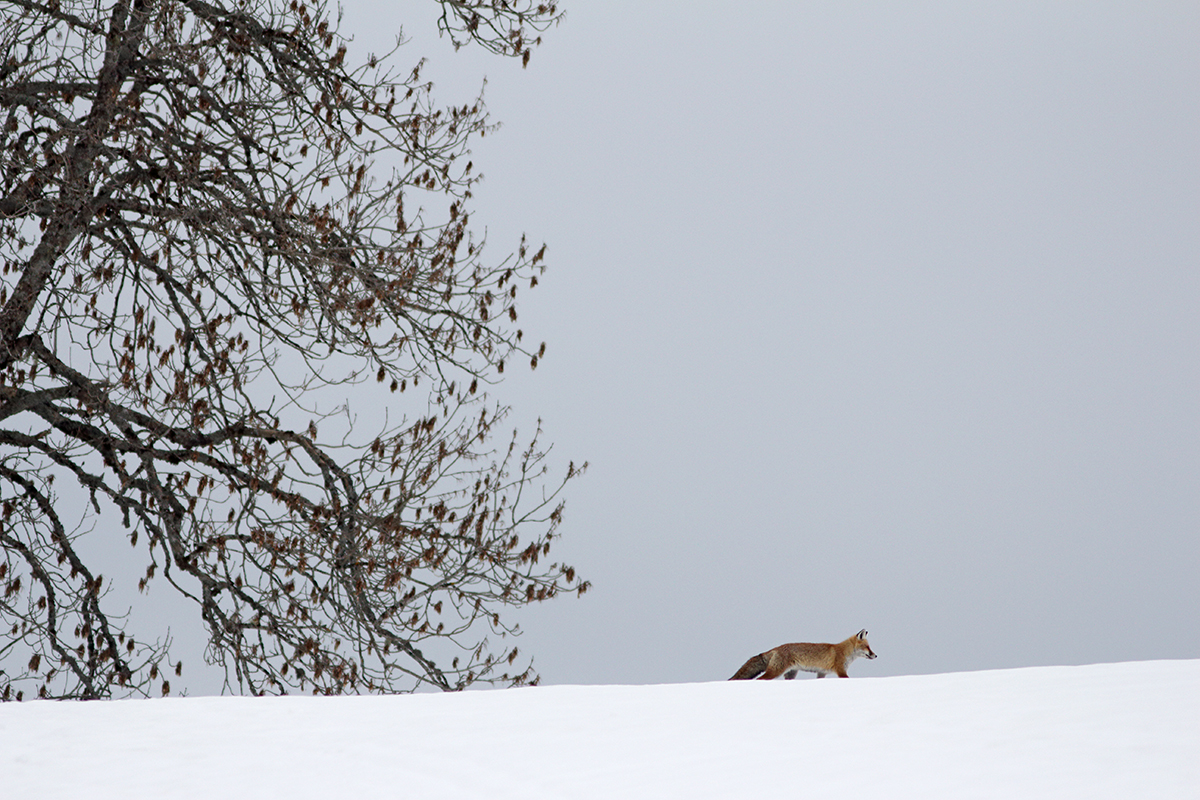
(729, 652), (768, 681)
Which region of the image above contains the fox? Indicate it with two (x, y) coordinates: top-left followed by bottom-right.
(729, 629), (877, 680)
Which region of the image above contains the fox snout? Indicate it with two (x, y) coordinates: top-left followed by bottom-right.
(855, 629), (877, 660)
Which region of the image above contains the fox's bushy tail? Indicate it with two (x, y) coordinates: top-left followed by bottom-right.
(729, 652), (767, 680)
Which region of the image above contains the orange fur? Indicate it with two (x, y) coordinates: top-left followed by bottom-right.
(729, 629), (877, 680)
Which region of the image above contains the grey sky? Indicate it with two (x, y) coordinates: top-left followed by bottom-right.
(323, 1), (1200, 684)
(359, 1), (1197, 684)
(81, 1), (1196, 692)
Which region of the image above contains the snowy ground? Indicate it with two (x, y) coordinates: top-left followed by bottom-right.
(2, 660), (1196, 799)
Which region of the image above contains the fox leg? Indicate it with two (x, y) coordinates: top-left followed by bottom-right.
(815, 673), (824, 679)
(784, 670), (798, 680)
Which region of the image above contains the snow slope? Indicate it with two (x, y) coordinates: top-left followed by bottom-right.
(2, 660), (1196, 799)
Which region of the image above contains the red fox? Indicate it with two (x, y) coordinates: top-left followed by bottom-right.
(729, 629), (877, 680)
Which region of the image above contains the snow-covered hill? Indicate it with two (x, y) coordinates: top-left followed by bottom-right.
(3, 660), (1196, 798)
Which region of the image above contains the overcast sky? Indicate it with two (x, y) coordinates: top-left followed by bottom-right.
(325, 1), (1200, 685)
(96, 1), (1195, 692)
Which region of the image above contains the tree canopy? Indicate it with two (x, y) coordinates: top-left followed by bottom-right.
(0, 0), (586, 700)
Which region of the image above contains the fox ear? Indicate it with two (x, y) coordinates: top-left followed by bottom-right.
(857, 629), (868, 639)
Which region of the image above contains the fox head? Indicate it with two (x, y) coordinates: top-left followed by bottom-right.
(854, 629), (877, 660)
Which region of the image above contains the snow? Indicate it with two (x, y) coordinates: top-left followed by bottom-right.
(2, 660), (1196, 799)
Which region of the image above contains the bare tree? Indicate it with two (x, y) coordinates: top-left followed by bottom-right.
(0, 0), (586, 700)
